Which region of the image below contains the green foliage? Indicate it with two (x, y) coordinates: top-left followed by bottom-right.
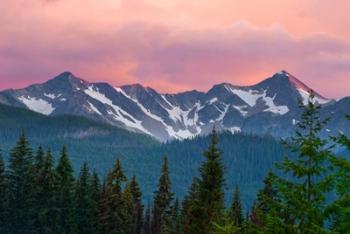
(56, 146), (76, 233)
(229, 186), (244, 229)
(152, 156), (174, 234)
(6, 132), (35, 233)
(0, 146), (9, 233)
(327, 114), (350, 233)
(266, 95), (334, 233)
(33, 149), (60, 233)
(190, 128), (225, 234)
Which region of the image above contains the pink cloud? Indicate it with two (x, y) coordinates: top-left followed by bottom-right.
(0, 1), (350, 98)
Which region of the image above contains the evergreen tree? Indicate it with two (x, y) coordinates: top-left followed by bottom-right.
(98, 182), (111, 234)
(75, 162), (93, 234)
(152, 156), (173, 234)
(7, 132), (35, 233)
(169, 198), (181, 234)
(56, 145), (76, 233)
(229, 186), (244, 229)
(89, 170), (101, 234)
(107, 158), (128, 233)
(33, 149), (59, 233)
(34, 145), (45, 171)
(249, 171), (279, 231)
(124, 175), (143, 234)
(327, 114), (350, 232)
(143, 203), (152, 234)
(271, 95), (333, 232)
(191, 128), (225, 234)
(181, 178), (199, 234)
(0, 146), (9, 233)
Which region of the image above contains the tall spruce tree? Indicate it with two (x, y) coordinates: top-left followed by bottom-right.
(107, 158), (128, 233)
(7, 132), (35, 233)
(327, 114), (350, 232)
(229, 186), (244, 229)
(124, 175), (143, 234)
(75, 162), (93, 234)
(56, 145), (76, 233)
(33, 149), (59, 233)
(89, 170), (101, 234)
(98, 182), (111, 234)
(181, 178), (199, 234)
(271, 95), (333, 232)
(169, 198), (181, 234)
(0, 146), (9, 233)
(191, 128), (225, 234)
(152, 156), (173, 234)
(248, 172), (279, 232)
(143, 203), (152, 234)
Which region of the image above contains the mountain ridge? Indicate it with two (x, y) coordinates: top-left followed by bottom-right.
(0, 70), (348, 141)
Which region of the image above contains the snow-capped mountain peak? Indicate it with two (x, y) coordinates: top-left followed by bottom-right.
(0, 71), (345, 141)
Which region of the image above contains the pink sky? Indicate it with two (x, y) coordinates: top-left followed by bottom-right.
(0, 0), (349, 98)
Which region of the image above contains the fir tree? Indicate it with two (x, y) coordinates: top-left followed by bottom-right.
(143, 203), (152, 234)
(34, 145), (45, 171)
(107, 158), (128, 234)
(272, 95), (333, 232)
(152, 156), (173, 234)
(89, 170), (101, 234)
(7, 132), (35, 233)
(0, 146), (9, 233)
(181, 178), (199, 234)
(169, 198), (181, 234)
(191, 128), (225, 234)
(98, 182), (111, 234)
(124, 175), (143, 234)
(75, 162), (93, 234)
(33, 149), (59, 233)
(56, 145), (76, 233)
(229, 186), (244, 229)
(327, 114), (350, 232)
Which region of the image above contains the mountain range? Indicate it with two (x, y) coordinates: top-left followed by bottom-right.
(0, 70), (349, 141)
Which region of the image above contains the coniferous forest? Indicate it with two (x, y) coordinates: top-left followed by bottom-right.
(0, 98), (349, 233)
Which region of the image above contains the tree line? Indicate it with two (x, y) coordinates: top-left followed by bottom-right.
(0, 95), (349, 233)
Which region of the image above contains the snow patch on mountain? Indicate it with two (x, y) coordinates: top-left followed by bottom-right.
(85, 86), (150, 134)
(18, 96), (55, 115)
(297, 88), (331, 105)
(44, 93), (60, 99)
(87, 101), (102, 115)
(262, 94), (289, 115)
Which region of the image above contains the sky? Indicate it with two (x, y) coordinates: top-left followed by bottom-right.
(0, 0), (349, 98)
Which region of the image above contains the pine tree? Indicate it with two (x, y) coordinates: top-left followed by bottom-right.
(229, 186), (244, 229)
(181, 178), (199, 234)
(271, 95), (333, 232)
(75, 162), (93, 234)
(89, 170), (101, 234)
(33, 149), (59, 233)
(143, 203), (152, 234)
(98, 182), (111, 234)
(249, 171), (279, 230)
(56, 145), (76, 233)
(152, 156), (173, 234)
(169, 198), (181, 234)
(7, 132), (35, 233)
(107, 158), (128, 233)
(0, 146), (9, 233)
(124, 175), (143, 234)
(327, 114), (350, 232)
(34, 145), (45, 171)
(191, 128), (225, 234)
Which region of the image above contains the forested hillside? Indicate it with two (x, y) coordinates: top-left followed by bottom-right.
(0, 96), (349, 233)
(0, 103), (287, 207)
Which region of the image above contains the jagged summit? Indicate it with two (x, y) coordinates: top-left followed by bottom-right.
(0, 70), (344, 141)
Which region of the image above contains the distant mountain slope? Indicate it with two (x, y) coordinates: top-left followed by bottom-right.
(0, 104), (287, 207)
(0, 71), (349, 141)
